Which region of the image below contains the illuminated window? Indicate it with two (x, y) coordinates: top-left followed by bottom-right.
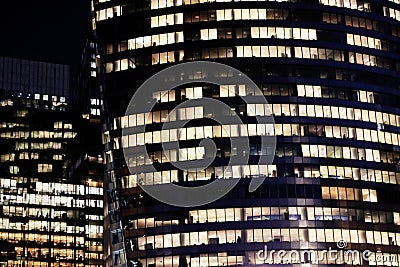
(38, 164), (53, 173)
(200, 29), (217, 40)
(362, 189), (378, 202)
(9, 166), (19, 174)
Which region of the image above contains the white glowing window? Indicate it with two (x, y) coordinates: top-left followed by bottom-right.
(251, 27), (260, 38)
(394, 212), (400, 225)
(166, 14), (175, 25)
(175, 13), (183, 24)
(106, 8), (113, 19)
(151, 0), (159, 9)
(106, 63), (113, 73)
(261, 46), (269, 57)
(159, 0), (167, 8)
(252, 46), (260, 57)
(113, 6), (121, 16)
(129, 37), (141, 50)
(142, 36), (151, 48)
(276, 27), (285, 38)
(175, 32), (183, 43)
(220, 85), (235, 97)
(160, 52), (168, 64)
(269, 46), (277, 57)
(362, 189), (378, 202)
(9, 166), (19, 174)
(152, 35), (160, 46)
(347, 33), (354, 45)
(255, 104), (266, 115)
(293, 47), (302, 58)
(309, 29), (317, 40)
(200, 29), (217, 40)
(285, 27), (292, 38)
(250, 9), (259, 19)
(158, 15), (167, 27)
(167, 32), (175, 44)
(151, 17), (159, 28)
(279, 46), (290, 57)
(53, 155), (63, 160)
(217, 9), (233, 21)
(121, 59), (128, 71)
(297, 85), (305, 96)
(243, 46), (252, 57)
(158, 34), (166, 45)
(300, 47), (310, 58)
(98, 10), (106, 21)
(236, 46), (244, 57)
(258, 9), (266, 19)
(266, 27), (275, 38)
(91, 109), (100, 116)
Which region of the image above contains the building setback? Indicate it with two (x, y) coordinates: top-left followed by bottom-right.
(0, 57), (70, 103)
(91, 0), (400, 266)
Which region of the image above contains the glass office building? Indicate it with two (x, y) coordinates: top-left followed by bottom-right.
(0, 57), (104, 267)
(92, 0), (400, 266)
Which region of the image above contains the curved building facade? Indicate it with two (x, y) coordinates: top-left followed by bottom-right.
(92, 0), (400, 266)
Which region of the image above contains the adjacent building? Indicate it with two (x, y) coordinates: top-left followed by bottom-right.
(91, 0), (400, 266)
(0, 56), (103, 267)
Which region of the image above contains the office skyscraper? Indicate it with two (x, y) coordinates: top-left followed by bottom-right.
(0, 57), (103, 267)
(91, 0), (400, 266)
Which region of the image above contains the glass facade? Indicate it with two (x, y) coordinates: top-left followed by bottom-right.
(92, 0), (400, 266)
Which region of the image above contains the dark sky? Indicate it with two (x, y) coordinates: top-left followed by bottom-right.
(0, 0), (91, 77)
